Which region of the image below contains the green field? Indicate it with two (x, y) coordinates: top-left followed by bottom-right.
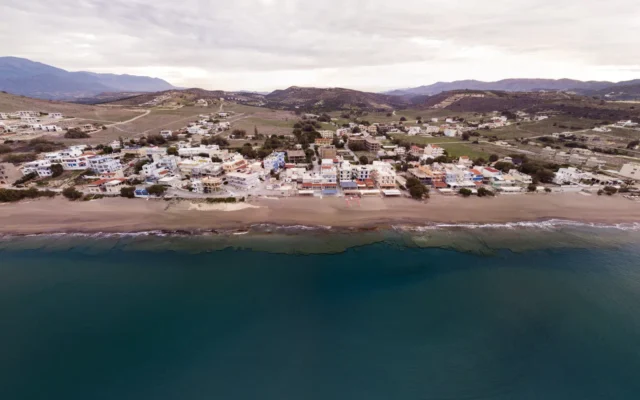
(440, 143), (490, 159)
(390, 134), (460, 145)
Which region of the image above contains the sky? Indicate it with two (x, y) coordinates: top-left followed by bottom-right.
(2, 0), (640, 92)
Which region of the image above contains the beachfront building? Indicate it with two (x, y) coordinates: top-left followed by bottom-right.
(192, 176), (223, 193)
(339, 161), (353, 182)
(370, 168), (396, 189)
(508, 169), (533, 185)
(86, 178), (127, 196)
(320, 159), (338, 184)
(553, 167), (586, 185)
(226, 171), (260, 190)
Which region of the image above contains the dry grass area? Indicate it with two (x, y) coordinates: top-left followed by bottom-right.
(0, 92), (143, 123)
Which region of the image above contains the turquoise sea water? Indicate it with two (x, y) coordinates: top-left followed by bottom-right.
(1, 228), (640, 399)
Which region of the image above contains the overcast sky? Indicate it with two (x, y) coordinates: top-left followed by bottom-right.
(3, 0), (639, 92)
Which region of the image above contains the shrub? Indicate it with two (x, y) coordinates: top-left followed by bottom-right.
(488, 154), (499, 162)
(0, 144), (12, 154)
(13, 172), (37, 186)
(51, 163), (64, 178)
(459, 188), (472, 197)
(603, 186), (618, 196)
(477, 187), (495, 197)
(0, 188), (56, 202)
(146, 184), (167, 197)
(544, 187), (552, 193)
(4, 153), (36, 164)
(527, 184), (537, 192)
(62, 186), (83, 201)
(64, 129), (90, 139)
(120, 186), (136, 198)
(167, 147), (178, 156)
(205, 197), (237, 204)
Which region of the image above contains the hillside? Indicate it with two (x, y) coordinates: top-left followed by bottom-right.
(387, 79), (640, 96)
(265, 86), (409, 111)
(574, 83), (640, 101)
(0, 57), (175, 100)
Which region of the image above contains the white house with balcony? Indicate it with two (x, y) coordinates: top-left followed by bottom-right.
(89, 155), (122, 175)
(226, 171), (260, 190)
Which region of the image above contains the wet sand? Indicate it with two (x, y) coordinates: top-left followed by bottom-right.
(0, 193), (638, 235)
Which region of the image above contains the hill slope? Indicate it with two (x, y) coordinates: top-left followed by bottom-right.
(266, 86), (409, 111)
(0, 57), (175, 100)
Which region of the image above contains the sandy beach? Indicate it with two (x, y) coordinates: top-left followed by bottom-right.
(0, 193), (638, 235)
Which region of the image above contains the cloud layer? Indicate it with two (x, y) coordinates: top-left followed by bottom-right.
(3, 0), (639, 91)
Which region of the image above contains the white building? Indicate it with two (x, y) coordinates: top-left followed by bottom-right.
(263, 152), (286, 172)
(318, 130), (335, 139)
(22, 160), (53, 177)
(352, 165), (372, 181)
(407, 126), (422, 136)
(49, 113), (63, 119)
(89, 155), (122, 174)
(320, 159), (338, 183)
(178, 145), (222, 158)
(226, 171), (260, 190)
(423, 144), (445, 159)
(160, 130), (173, 139)
(443, 129), (458, 137)
(339, 160), (353, 181)
(508, 169), (533, 184)
(554, 167), (586, 185)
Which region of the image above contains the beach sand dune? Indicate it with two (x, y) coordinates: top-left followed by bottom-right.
(0, 193), (638, 235)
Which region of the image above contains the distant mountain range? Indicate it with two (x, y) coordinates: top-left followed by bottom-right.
(0, 57), (175, 100)
(385, 79), (640, 97)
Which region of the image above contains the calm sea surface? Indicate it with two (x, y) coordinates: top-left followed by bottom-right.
(1, 229), (640, 400)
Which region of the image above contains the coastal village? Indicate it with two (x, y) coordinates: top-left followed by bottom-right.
(1, 102), (640, 204)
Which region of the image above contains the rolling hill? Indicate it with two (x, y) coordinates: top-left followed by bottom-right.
(0, 57), (175, 100)
(265, 86), (410, 111)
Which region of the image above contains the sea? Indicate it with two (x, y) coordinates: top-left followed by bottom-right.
(1, 222), (640, 400)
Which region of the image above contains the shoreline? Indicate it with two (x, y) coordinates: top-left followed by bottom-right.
(0, 193), (638, 236)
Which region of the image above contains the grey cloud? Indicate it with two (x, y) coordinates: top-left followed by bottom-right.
(2, 0), (639, 90)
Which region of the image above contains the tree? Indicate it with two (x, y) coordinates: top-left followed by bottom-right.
(211, 156), (222, 163)
(459, 188), (472, 197)
(232, 129), (247, 138)
(627, 140), (640, 149)
(64, 128), (90, 139)
(603, 186), (618, 196)
(120, 186), (135, 198)
(146, 184), (167, 197)
(134, 159), (150, 173)
(406, 177), (429, 200)
(544, 187), (552, 193)
(167, 147), (179, 156)
(494, 161), (514, 173)
(254, 126), (259, 137)
(489, 154), (499, 162)
(359, 156), (369, 165)
(474, 157), (486, 166)
(62, 186), (83, 201)
(477, 187), (495, 197)
(400, 116), (407, 122)
(51, 163), (64, 178)
(534, 168), (555, 184)
(527, 183), (537, 192)
(102, 146), (114, 154)
(352, 127), (361, 134)
(13, 172), (37, 186)
(461, 132), (470, 141)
